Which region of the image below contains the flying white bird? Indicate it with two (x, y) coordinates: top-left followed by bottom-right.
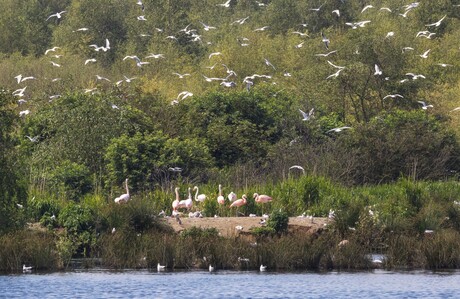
(426, 15), (446, 27)
(85, 58), (97, 65)
(326, 68), (344, 79)
(299, 108), (314, 121)
(374, 64), (382, 76)
(361, 5), (374, 13)
(217, 0), (231, 7)
(417, 101), (433, 110)
(264, 58), (276, 70)
(45, 47), (60, 55)
(46, 11), (66, 21)
(418, 49), (431, 59)
(327, 126), (352, 133)
(383, 94), (404, 100)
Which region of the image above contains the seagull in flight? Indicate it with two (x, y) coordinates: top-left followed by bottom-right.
(361, 5), (374, 13)
(209, 52), (222, 59)
(326, 68), (344, 79)
(426, 15), (446, 27)
(50, 61), (61, 67)
(145, 53), (165, 59)
(173, 72), (191, 79)
(289, 165), (305, 173)
(417, 101), (433, 110)
(254, 26), (269, 32)
(26, 135), (40, 142)
(137, 15), (147, 21)
(332, 10), (340, 17)
(45, 47), (60, 55)
(315, 51), (337, 57)
(345, 21), (371, 29)
(299, 108), (314, 121)
(327, 60), (345, 70)
(383, 94), (404, 100)
(96, 75), (110, 82)
(374, 64), (382, 76)
(199, 21), (216, 31)
(217, 0), (231, 7)
(14, 75), (35, 83)
(327, 126), (352, 133)
(406, 73), (426, 80)
(437, 63), (453, 67)
(85, 58), (97, 65)
(321, 32), (330, 49)
(264, 58), (276, 70)
(46, 11), (66, 21)
(309, 2), (326, 12)
(418, 49), (431, 59)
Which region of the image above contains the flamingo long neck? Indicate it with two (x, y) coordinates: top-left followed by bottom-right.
(125, 179), (129, 195)
(243, 195), (247, 204)
(219, 185), (222, 196)
(175, 188), (179, 201)
(188, 188), (192, 200)
(194, 187), (199, 200)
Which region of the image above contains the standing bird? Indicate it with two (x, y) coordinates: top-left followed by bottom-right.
(254, 193), (273, 204)
(228, 191), (237, 203)
(172, 187), (180, 211)
(230, 194), (247, 216)
(217, 184), (225, 205)
(193, 186), (207, 202)
(184, 187), (193, 210)
(114, 179), (130, 203)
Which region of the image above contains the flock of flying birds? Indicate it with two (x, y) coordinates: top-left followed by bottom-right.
(12, 1), (460, 141)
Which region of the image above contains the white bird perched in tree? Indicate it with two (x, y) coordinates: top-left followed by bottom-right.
(374, 64), (382, 76)
(46, 11), (66, 21)
(426, 15), (446, 27)
(417, 101), (433, 110)
(114, 178), (130, 203)
(299, 108), (314, 121)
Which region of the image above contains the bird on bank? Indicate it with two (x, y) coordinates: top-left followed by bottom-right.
(23, 265), (33, 272)
(228, 191), (237, 203)
(193, 186), (207, 202)
(254, 193), (272, 203)
(172, 187), (180, 211)
(114, 178), (130, 203)
(217, 184), (225, 205)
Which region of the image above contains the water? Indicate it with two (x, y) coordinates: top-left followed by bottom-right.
(2, 269), (459, 298)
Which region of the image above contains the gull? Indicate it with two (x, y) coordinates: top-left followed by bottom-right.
(231, 16), (249, 25)
(111, 103), (119, 109)
(173, 72), (191, 79)
(177, 91), (193, 101)
(383, 94), (404, 100)
(203, 75), (225, 82)
(157, 263), (166, 271)
(426, 15), (446, 27)
(220, 81), (236, 87)
(402, 47), (414, 53)
(321, 32), (329, 49)
(199, 21), (216, 31)
(96, 75), (110, 82)
(26, 135), (40, 142)
(264, 58), (276, 70)
(17, 203), (24, 208)
(45, 47), (60, 55)
(222, 64), (237, 77)
(166, 35), (178, 41)
(405, 73), (426, 80)
(332, 10), (340, 17)
(418, 49), (431, 59)
(254, 26), (269, 31)
(260, 265), (267, 272)
(46, 11), (66, 21)
(417, 101), (433, 110)
(139, 33), (151, 37)
(89, 39), (110, 52)
(283, 71), (291, 77)
(217, 0), (231, 7)
(49, 94), (61, 100)
(310, 2), (325, 12)
(74, 27), (89, 32)
(23, 265), (33, 272)
(18, 99), (27, 105)
(85, 58), (96, 65)
(205, 63), (217, 70)
(19, 110), (30, 117)
(169, 166), (183, 172)
(327, 126), (352, 133)
(84, 87), (97, 93)
(136, 0), (145, 10)
(315, 50), (337, 57)
(385, 32), (394, 39)
(291, 31), (309, 37)
(299, 108), (314, 121)
(255, 1), (266, 6)
(123, 75), (136, 83)
(450, 107), (460, 112)
(327, 60), (345, 69)
(295, 42), (304, 48)
(14, 75), (35, 83)
(145, 53), (165, 59)
(13, 87), (27, 97)
(289, 165), (305, 174)
(361, 5), (374, 13)
(437, 63), (453, 67)
(345, 20), (371, 29)
(326, 68), (343, 79)
(416, 31), (436, 39)
(123, 55), (149, 67)
(208, 52), (222, 59)
(374, 64), (382, 76)
(137, 15), (147, 21)
(380, 7), (392, 12)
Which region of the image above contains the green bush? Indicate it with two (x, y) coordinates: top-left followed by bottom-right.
(268, 210), (289, 234)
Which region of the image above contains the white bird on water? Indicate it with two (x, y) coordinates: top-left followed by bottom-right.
(260, 264), (267, 272)
(157, 263), (166, 271)
(23, 265), (33, 272)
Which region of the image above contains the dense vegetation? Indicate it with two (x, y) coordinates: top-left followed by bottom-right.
(2, 0), (460, 271)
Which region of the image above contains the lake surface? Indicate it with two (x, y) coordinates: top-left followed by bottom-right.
(2, 269), (459, 298)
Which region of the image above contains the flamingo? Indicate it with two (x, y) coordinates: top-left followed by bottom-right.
(228, 191), (237, 203)
(114, 179), (130, 203)
(253, 193), (272, 203)
(217, 184), (225, 205)
(230, 194), (247, 216)
(193, 186), (207, 202)
(184, 187), (193, 210)
(172, 187), (180, 211)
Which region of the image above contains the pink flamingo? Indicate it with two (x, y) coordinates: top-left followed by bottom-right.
(193, 186), (207, 202)
(230, 194), (247, 216)
(253, 193), (272, 214)
(184, 187), (193, 210)
(217, 184), (225, 205)
(172, 187), (180, 211)
(114, 178), (130, 203)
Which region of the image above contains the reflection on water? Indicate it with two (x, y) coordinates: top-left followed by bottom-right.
(2, 269), (460, 298)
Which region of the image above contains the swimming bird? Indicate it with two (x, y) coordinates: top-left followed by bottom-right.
(23, 265), (33, 272)
(299, 108), (314, 121)
(217, 184), (225, 205)
(260, 264), (267, 272)
(114, 178), (130, 203)
(417, 101), (433, 110)
(193, 186), (206, 202)
(157, 263), (166, 271)
(46, 11), (66, 21)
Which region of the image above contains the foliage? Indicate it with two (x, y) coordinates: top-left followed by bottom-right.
(267, 209), (289, 234)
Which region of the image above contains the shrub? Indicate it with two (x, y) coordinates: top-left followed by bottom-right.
(268, 210), (289, 234)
